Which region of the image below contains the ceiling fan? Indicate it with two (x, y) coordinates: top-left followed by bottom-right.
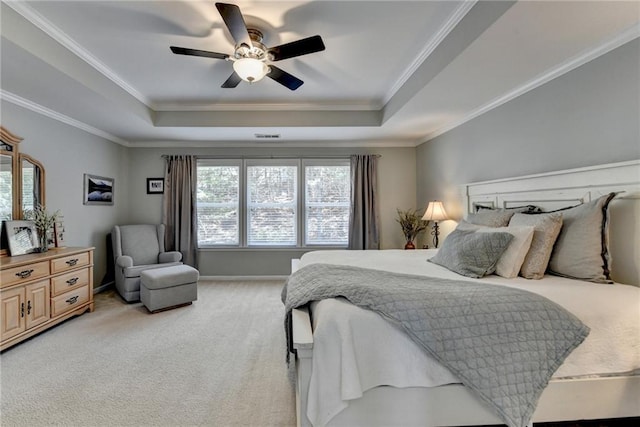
(170, 2), (325, 91)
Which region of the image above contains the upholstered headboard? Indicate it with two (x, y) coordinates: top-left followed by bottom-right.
(461, 160), (640, 286)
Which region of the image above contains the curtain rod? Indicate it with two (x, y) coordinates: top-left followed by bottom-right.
(161, 154), (382, 160)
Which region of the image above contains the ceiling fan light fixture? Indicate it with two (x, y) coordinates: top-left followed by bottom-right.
(233, 58), (269, 83)
(171, 3), (324, 90)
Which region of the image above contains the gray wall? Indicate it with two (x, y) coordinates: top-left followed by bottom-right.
(416, 39), (640, 237)
(1, 101), (130, 286)
(1, 99), (417, 279)
(7, 38), (635, 279)
(126, 145), (417, 276)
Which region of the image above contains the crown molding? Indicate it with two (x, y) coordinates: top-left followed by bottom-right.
(383, 0), (477, 106)
(5, 1), (152, 109)
(421, 23), (640, 143)
(125, 138), (417, 149)
(1, 90), (131, 146)
(155, 101), (381, 112)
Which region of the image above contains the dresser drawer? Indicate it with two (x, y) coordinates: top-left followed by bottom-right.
(51, 285), (89, 317)
(51, 252), (90, 275)
(1, 261), (50, 288)
(51, 268), (89, 296)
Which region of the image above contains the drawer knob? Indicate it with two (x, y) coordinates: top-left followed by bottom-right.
(66, 295), (79, 305)
(66, 277), (79, 286)
(66, 259), (79, 266)
(16, 269), (34, 279)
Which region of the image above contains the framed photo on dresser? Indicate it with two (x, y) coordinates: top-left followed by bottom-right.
(4, 220), (39, 256)
(54, 216), (65, 248)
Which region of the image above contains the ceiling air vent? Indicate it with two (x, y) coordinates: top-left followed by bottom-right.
(254, 133), (281, 139)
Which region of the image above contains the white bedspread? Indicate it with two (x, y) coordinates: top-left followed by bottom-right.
(298, 249), (640, 427)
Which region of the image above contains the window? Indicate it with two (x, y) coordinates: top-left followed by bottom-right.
(196, 158), (350, 248)
(246, 162), (297, 246)
(196, 161), (240, 245)
(304, 162), (350, 245)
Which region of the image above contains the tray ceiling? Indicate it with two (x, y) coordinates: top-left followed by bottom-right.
(1, 1), (638, 147)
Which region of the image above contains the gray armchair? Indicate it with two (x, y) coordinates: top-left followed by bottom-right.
(112, 224), (182, 302)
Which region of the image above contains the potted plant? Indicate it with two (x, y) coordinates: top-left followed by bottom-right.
(24, 204), (60, 252)
(396, 208), (427, 249)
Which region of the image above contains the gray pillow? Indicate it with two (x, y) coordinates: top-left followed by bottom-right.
(509, 212), (563, 279)
(428, 228), (514, 278)
(466, 210), (515, 227)
(547, 193), (616, 283)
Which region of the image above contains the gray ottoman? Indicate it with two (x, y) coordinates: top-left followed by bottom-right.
(140, 265), (199, 313)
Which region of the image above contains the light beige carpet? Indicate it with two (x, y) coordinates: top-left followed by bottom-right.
(0, 280), (296, 427)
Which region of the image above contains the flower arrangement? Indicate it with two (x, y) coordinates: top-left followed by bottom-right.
(395, 208), (427, 246)
(23, 204), (60, 251)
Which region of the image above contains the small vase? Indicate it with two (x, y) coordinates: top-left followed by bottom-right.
(404, 240), (415, 250)
(38, 231), (48, 253)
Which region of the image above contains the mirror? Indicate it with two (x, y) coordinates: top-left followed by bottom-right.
(0, 153), (13, 221)
(0, 126), (46, 256)
(20, 154), (45, 214)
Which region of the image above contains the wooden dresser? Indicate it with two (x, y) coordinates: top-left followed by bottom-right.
(1, 247), (94, 351)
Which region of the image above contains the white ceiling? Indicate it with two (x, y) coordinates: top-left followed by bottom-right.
(1, 1), (639, 147)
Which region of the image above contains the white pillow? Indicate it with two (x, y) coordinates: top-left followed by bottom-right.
(476, 225), (535, 278)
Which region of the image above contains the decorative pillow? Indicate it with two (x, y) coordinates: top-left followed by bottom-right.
(476, 226), (535, 279)
(428, 228), (514, 278)
(547, 193), (616, 283)
(454, 220), (480, 231)
(466, 210), (515, 227)
(509, 212), (563, 279)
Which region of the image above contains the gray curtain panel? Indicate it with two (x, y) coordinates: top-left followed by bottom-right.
(348, 154), (380, 250)
(162, 155), (198, 267)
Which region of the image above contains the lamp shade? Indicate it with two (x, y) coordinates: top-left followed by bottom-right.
(233, 58), (269, 83)
(422, 201), (448, 222)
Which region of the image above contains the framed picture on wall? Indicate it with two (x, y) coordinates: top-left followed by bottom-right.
(83, 173), (114, 205)
(147, 178), (164, 194)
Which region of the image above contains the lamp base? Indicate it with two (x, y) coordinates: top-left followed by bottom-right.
(431, 222), (441, 248)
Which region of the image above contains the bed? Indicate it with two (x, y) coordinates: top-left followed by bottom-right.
(285, 160), (640, 427)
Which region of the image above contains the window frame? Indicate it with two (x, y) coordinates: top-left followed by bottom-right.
(302, 159), (351, 247)
(196, 159), (243, 247)
(196, 157), (350, 249)
(245, 159), (299, 248)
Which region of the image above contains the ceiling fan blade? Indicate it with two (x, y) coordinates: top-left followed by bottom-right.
(170, 46), (229, 60)
(221, 72), (242, 88)
(215, 3), (252, 48)
(267, 65), (304, 91)
(268, 35), (325, 61)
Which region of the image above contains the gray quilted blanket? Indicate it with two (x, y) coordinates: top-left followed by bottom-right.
(282, 263), (590, 427)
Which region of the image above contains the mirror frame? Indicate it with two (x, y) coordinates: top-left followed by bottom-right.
(1, 126), (22, 221)
(0, 126), (46, 257)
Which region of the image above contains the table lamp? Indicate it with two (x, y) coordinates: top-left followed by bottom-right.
(422, 201), (449, 248)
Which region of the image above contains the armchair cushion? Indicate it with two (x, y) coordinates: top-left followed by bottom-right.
(159, 251), (183, 264)
(119, 224), (162, 266)
(124, 262), (183, 278)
